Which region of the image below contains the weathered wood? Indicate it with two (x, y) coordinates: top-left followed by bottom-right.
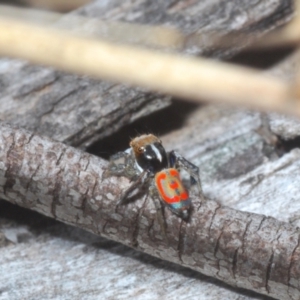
(81, 0), (294, 56)
(0, 0), (294, 149)
(0, 59), (169, 149)
(0, 202), (271, 300)
(0, 0), (176, 149)
(0, 1), (297, 299)
(267, 49), (300, 140)
(0, 122), (299, 299)
(1, 18), (295, 118)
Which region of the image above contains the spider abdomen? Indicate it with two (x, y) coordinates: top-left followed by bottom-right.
(155, 168), (191, 220)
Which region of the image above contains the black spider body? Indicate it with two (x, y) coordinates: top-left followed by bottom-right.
(106, 134), (204, 221)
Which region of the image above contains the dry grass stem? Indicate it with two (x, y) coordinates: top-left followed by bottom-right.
(0, 5), (184, 50)
(18, 0), (92, 12)
(0, 16), (298, 116)
(2, 4), (299, 51)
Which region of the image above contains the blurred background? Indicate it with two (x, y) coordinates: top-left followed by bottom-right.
(0, 0), (92, 12)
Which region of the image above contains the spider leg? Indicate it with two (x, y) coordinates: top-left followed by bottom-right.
(117, 171), (149, 205)
(104, 151), (137, 180)
(149, 184), (167, 238)
(168, 150), (205, 201)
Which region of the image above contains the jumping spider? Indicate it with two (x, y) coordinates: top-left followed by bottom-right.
(106, 134), (204, 221)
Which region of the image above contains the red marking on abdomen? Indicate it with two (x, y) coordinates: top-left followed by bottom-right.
(169, 180), (179, 189)
(169, 169), (179, 177)
(172, 195), (180, 202)
(155, 168), (189, 205)
(157, 173), (166, 181)
(181, 191), (189, 200)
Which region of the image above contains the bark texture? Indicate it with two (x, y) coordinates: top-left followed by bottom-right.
(0, 0), (294, 149)
(0, 123), (300, 300)
(0, 1), (298, 299)
(81, 0), (294, 56)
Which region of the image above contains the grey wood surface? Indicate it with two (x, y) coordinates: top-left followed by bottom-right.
(0, 0), (298, 299)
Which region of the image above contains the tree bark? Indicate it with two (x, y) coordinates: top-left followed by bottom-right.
(0, 1), (297, 299)
(0, 122), (299, 300)
(0, 0), (294, 149)
(80, 0), (294, 54)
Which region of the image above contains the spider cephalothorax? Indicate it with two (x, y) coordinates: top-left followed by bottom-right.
(130, 134), (168, 174)
(106, 134), (204, 221)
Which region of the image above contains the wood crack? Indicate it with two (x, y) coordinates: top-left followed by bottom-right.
(38, 87), (81, 121)
(241, 218), (252, 255)
(56, 147), (67, 166)
(25, 163), (41, 192)
(265, 250), (274, 294)
(209, 204), (221, 235)
(25, 132), (35, 145)
(232, 247), (239, 279)
(51, 169), (63, 219)
(257, 215), (267, 232)
(287, 233), (300, 298)
(244, 0), (294, 33)
(131, 195), (148, 249)
(3, 133), (16, 196)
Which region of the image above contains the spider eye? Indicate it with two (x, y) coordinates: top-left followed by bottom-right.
(138, 147), (145, 153)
